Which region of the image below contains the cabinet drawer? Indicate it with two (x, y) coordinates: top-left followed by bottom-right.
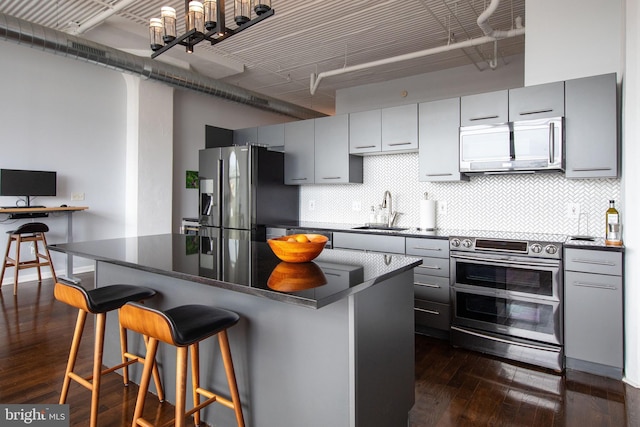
(414, 257), (449, 278)
(414, 274), (449, 304)
(332, 232), (405, 254)
(565, 248), (622, 276)
(415, 300), (450, 331)
(405, 237), (449, 258)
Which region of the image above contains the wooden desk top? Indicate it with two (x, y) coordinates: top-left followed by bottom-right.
(0, 206), (89, 213)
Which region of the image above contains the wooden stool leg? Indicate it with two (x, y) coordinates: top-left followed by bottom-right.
(119, 322), (130, 386)
(190, 342), (201, 426)
(33, 237), (43, 282)
(145, 335), (165, 402)
(131, 337), (159, 427)
(219, 330), (245, 427)
(39, 233), (57, 283)
(13, 236), (21, 295)
(0, 236), (11, 286)
(60, 309), (87, 404)
(90, 313), (107, 427)
(175, 346), (188, 427)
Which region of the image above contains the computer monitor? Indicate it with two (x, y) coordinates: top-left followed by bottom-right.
(0, 169), (57, 207)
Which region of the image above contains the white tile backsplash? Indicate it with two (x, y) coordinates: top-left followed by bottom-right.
(300, 153), (622, 238)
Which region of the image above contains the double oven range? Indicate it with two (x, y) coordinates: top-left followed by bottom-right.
(449, 233), (565, 371)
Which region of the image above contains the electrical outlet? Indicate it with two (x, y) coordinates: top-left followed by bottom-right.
(566, 203), (581, 219)
(308, 200), (316, 211)
(438, 201), (448, 216)
(71, 192), (85, 201)
(352, 200), (361, 212)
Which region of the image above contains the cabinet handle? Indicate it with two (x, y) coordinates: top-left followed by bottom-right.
(291, 177), (307, 181)
(415, 307), (440, 315)
(426, 173), (453, 177)
(469, 115), (499, 121)
(321, 177), (342, 180)
(419, 265), (441, 270)
(549, 122), (555, 163)
(573, 281), (618, 290)
(411, 246), (442, 251)
(571, 258), (617, 266)
(415, 282), (441, 288)
(571, 167), (613, 172)
(355, 145), (377, 149)
(519, 108), (553, 116)
(387, 142), (412, 146)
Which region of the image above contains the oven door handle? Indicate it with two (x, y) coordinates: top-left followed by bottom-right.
(451, 253), (560, 268)
(451, 326), (561, 352)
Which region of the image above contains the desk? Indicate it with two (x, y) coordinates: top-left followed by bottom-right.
(0, 206), (88, 283)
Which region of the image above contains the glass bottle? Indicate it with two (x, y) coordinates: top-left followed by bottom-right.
(605, 200), (620, 243)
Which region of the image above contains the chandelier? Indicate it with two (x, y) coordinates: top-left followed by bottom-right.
(149, 0), (273, 58)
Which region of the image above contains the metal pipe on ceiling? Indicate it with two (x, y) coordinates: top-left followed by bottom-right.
(0, 12), (324, 120)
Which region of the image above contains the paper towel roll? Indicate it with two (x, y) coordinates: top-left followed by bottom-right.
(419, 200), (436, 230)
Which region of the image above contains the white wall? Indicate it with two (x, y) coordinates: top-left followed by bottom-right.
(0, 40), (128, 276)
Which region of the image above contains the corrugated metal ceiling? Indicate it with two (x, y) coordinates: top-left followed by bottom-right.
(0, 0), (525, 114)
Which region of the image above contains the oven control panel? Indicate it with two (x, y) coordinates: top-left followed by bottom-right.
(450, 237), (561, 259)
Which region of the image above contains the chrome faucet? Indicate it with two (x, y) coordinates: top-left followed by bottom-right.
(381, 190), (397, 227)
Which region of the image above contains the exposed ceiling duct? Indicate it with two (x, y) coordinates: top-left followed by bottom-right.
(310, 0), (525, 95)
(0, 12), (324, 120)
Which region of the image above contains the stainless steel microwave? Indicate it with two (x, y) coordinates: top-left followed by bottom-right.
(459, 116), (564, 174)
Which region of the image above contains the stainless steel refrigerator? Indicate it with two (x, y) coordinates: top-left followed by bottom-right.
(198, 145), (299, 242)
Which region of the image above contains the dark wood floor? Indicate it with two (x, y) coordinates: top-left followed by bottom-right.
(1, 274), (639, 426)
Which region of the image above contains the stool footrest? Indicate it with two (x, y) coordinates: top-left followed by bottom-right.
(196, 387), (235, 410)
(67, 372), (93, 391)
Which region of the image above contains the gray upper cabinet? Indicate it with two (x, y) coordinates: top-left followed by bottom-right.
(284, 120), (315, 185)
(509, 81), (565, 120)
(381, 104), (418, 152)
(460, 89), (508, 126)
(349, 109), (382, 154)
(257, 123), (285, 151)
(233, 127), (258, 145)
(565, 73), (618, 178)
(418, 97), (468, 182)
(314, 115), (362, 184)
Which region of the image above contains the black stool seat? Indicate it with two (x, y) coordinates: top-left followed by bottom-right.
(120, 302), (244, 427)
(7, 222), (50, 235)
(163, 304), (240, 346)
(75, 283), (157, 313)
(54, 282), (162, 427)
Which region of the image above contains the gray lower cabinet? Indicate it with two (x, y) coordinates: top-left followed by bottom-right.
(284, 120), (315, 184)
(405, 237), (451, 335)
(565, 73), (618, 178)
(381, 104), (418, 152)
(564, 247), (623, 378)
(418, 97), (468, 182)
(314, 114), (362, 184)
(332, 232), (405, 254)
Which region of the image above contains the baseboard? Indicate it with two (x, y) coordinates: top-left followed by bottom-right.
(1, 265), (95, 287)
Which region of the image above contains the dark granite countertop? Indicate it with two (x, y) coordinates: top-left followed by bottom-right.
(49, 233), (422, 309)
(270, 221), (624, 251)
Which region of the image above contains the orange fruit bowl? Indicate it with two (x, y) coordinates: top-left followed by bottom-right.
(267, 261), (328, 292)
(267, 234), (328, 263)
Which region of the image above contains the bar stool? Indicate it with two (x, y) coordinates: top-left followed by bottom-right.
(119, 302), (244, 427)
(54, 281), (164, 427)
(1, 222), (57, 295)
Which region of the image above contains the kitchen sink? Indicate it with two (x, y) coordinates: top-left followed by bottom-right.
(352, 225), (409, 231)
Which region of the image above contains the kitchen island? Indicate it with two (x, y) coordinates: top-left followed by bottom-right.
(49, 233), (421, 427)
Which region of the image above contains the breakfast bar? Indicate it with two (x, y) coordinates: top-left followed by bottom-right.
(49, 233), (421, 427)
